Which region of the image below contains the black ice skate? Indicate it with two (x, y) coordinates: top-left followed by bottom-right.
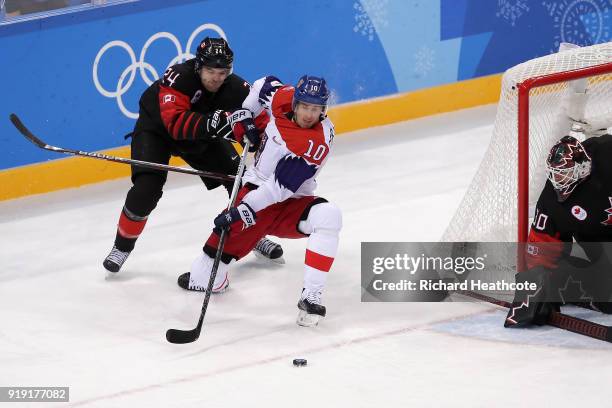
(177, 272), (229, 293)
(253, 237), (285, 264)
(297, 290), (326, 327)
(103, 246), (131, 273)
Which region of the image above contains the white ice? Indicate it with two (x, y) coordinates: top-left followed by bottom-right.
(1, 105), (611, 408)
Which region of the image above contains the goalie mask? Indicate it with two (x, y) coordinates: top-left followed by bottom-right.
(546, 135), (592, 202)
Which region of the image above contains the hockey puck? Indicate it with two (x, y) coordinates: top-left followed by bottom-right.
(292, 358), (307, 367)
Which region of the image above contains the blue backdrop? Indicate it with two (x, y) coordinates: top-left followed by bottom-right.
(1, 0), (610, 170)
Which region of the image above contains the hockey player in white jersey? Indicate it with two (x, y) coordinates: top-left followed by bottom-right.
(177, 74), (342, 327)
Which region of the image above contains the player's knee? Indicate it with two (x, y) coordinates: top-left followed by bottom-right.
(127, 173), (166, 214)
(134, 173), (165, 197)
(306, 202), (342, 234)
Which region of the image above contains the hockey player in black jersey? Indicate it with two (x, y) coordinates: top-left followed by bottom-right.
(505, 130), (612, 327)
(103, 37), (283, 273)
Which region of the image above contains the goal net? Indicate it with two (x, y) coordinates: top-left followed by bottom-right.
(442, 42), (612, 244)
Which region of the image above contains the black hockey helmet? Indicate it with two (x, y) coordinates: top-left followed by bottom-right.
(194, 37), (234, 72)
(546, 135), (592, 202)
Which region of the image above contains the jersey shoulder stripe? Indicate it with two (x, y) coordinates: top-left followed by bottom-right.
(257, 76), (284, 107)
(271, 86), (295, 118)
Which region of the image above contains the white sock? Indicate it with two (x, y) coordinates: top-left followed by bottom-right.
(298, 202), (342, 299)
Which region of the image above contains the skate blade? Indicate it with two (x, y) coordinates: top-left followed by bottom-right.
(296, 310), (322, 327)
(104, 270), (119, 281)
(253, 250), (286, 264)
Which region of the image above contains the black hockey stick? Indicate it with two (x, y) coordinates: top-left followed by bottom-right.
(165, 139), (251, 344)
(9, 113), (234, 182)
(458, 290), (612, 343)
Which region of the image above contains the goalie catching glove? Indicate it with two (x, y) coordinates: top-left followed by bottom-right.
(214, 202), (257, 230)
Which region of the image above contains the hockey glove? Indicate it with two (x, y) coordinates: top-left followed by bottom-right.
(214, 202), (257, 231)
(205, 110), (234, 140)
(227, 109), (260, 151)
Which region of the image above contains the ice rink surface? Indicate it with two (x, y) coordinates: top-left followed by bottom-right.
(2, 105), (611, 407)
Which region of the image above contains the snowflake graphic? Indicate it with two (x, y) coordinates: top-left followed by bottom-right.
(414, 46), (435, 77)
(543, 0), (612, 52)
(353, 82), (366, 98)
(496, 0), (530, 26)
(353, 0), (389, 42)
(327, 89), (340, 106)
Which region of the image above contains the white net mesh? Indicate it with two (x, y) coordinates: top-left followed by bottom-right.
(442, 42), (612, 243)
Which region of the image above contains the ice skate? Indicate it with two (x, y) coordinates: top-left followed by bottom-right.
(177, 272), (229, 293)
(297, 289), (326, 327)
(253, 237), (285, 264)
(103, 246), (131, 274)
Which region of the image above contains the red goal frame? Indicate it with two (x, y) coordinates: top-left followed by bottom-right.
(516, 61), (612, 243)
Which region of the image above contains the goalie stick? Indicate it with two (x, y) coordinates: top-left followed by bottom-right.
(9, 113), (234, 182)
(165, 139), (251, 344)
(458, 290), (612, 343)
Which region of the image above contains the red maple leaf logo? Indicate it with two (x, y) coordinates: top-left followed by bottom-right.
(602, 197), (612, 226)
(505, 287), (542, 326)
(555, 139), (586, 168)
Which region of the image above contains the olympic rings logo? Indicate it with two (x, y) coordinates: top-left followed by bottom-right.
(93, 23), (227, 119)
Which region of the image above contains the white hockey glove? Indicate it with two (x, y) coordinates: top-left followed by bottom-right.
(227, 109), (261, 150)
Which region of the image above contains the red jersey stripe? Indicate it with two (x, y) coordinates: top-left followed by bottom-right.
(305, 249), (334, 272)
(526, 229), (564, 269)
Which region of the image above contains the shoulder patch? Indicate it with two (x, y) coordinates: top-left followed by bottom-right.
(571, 205), (587, 221)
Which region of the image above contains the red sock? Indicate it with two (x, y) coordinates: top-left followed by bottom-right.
(117, 209), (148, 239)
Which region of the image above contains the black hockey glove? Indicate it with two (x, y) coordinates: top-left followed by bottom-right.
(214, 202), (256, 231)
(205, 110), (234, 140)
(227, 109), (260, 151)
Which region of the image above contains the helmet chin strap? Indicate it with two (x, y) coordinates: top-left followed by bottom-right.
(555, 181), (580, 202)
(291, 110), (326, 128)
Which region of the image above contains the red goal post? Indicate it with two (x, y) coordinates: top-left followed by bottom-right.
(517, 61), (612, 242)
